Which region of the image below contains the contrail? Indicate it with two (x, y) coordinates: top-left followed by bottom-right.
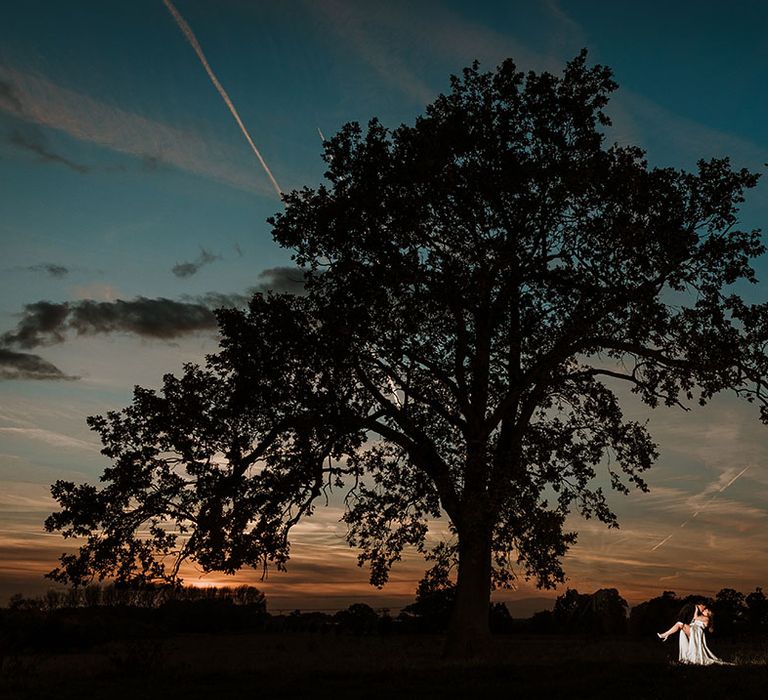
(650, 534), (673, 552)
(650, 465), (751, 551)
(161, 0), (282, 197)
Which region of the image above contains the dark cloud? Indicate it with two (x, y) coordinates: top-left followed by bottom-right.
(8, 128), (89, 174)
(26, 263), (69, 278)
(2, 301), (70, 348)
(0, 79), (23, 113)
(172, 248), (220, 278)
(1, 267), (310, 354)
(2, 298), (217, 349)
(193, 291), (251, 309)
(255, 266), (309, 295)
(69, 298), (216, 339)
(0, 348), (75, 381)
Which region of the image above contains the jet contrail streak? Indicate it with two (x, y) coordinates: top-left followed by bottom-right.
(650, 465), (751, 552)
(161, 0), (282, 197)
(650, 534), (673, 552)
(722, 465), (750, 490)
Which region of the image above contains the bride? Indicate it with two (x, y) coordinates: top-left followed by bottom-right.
(657, 601), (729, 665)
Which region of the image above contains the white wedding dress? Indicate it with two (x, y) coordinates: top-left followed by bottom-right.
(678, 619), (727, 665)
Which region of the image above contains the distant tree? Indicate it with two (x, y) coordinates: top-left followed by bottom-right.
(232, 585), (267, 608)
(553, 587), (627, 634)
(334, 603), (380, 635)
(745, 587), (768, 630)
(586, 588), (628, 634)
(553, 588), (588, 630)
(529, 608), (554, 634)
(44, 50), (768, 658)
(402, 574), (456, 633)
(714, 588), (747, 635)
(489, 601), (512, 633)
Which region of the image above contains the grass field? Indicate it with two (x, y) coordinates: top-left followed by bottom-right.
(2, 632), (767, 699)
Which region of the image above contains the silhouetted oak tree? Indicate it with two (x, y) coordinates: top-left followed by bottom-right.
(46, 51), (768, 657)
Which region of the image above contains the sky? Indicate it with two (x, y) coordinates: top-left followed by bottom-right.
(1, 0), (767, 615)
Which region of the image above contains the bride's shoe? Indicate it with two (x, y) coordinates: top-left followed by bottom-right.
(657, 633), (668, 642)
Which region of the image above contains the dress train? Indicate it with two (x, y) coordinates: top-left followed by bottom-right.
(678, 620), (728, 665)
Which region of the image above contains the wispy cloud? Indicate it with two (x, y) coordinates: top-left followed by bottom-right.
(172, 247), (220, 278)
(23, 263), (70, 278)
(536, 2), (768, 175)
(307, 0), (567, 109)
(615, 89), (768, 170)
(306, 0), (435, 105)
(8, 127), (90, 173)
(0, 427), (97, 450)
(0, 65), (278, 197)
(0, 78), (23, 112)
(0, 482), (56, 512)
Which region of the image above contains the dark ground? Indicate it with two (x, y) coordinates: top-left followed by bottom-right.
(2, 633), (767, 700)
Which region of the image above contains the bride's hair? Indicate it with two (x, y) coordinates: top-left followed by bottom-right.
(676, 599), (697, 624)
(701, 598), (715, 631)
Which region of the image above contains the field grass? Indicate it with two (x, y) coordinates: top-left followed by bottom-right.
(2, 632), (767, 699)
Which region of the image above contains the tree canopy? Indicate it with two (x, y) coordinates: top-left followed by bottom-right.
(45, 51), (767, 656)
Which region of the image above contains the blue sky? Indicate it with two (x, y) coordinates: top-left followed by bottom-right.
(1, 0), (767, 611)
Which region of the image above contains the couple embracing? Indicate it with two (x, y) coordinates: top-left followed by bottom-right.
(657, 599), (732, 665)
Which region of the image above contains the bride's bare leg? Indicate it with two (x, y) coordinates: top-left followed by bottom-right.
(657, 621), (684, 640)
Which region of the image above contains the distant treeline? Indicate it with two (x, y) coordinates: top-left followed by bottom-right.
(6, 582), (266, 612)
(2, 582), (767, 655)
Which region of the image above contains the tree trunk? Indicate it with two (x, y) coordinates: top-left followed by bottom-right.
(443, 524), (492, 659)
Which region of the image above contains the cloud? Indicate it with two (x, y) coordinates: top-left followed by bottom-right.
(1, 270), (309, 349)
(2, 77), (91, 174)
(307, 0), (565, 108)
(0, 65), (279, 197)
(192, 291), (251, 309)
(1, 298), (217, 349)
(8, 127), (89, 174)
(172, 247), (220, 278)
(192, 266), (310, 305)
(0, 427), (96, 450)
(255, 266), (309, 295)
(0, 348), (75, 381)
(615, 90), (768, 169)
(25, 263), (69, 278)
(0, 79), (23, 113)
(2, 302), (70, 348)
(141, 154), (165, 172)
(306, 0), (435, 105)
